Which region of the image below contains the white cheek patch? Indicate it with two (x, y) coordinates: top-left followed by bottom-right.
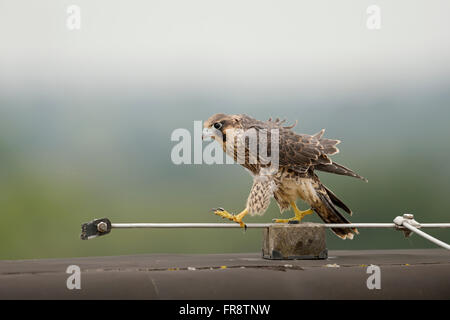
(224, 128), (238, 139)
(224, 128), (247, 158)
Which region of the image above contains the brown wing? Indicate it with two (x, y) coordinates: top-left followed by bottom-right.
(277, 129), (336, 174)
(237, 114), (341, 175)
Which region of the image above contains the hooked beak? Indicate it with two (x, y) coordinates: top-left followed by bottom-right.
(202, 127), (214, 141)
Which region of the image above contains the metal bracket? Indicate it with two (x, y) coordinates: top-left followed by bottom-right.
(393, 213), (421, 237)
(80, 218), (112, 240)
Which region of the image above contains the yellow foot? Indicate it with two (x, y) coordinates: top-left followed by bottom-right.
(273, 208), (314, 224)
(212, 207), (247, 229)
(272, 217), (298, 223)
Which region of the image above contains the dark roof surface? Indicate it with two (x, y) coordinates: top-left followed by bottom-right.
(1, 249), (449, 299)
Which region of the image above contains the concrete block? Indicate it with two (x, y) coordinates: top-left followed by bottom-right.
(262, 223), (327, 260)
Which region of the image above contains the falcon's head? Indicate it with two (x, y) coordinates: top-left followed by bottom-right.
(203, 113), (241, 145)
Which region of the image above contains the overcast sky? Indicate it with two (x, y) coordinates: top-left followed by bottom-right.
(1, 0), (449, 96)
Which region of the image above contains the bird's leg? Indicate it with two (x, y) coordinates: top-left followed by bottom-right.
(212, 207), (248, 228)
(273, 201), (314, 223)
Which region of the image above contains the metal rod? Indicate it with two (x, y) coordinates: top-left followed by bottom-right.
(420, 223), (450, 228)
(110, 222), (450, 229)
(111, 223), (272, 228)
(402, 222), (450, 250)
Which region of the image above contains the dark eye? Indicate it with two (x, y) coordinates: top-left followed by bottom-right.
(213, 122), (223, 130)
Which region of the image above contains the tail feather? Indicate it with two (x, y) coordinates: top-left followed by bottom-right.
(314, 186), (358, 239)
(323, 185), (352, 215)
(315, 162), (368, 182)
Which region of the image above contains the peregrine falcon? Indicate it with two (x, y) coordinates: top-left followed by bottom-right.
(203, 114), (367, 239)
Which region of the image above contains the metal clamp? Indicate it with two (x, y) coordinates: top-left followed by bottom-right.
(80, 218), (112, 240)
(393, 214), (421, 237)
(394, 214), (450, 250)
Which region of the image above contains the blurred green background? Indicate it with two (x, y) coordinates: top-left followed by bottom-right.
(1, 1), (450, 259)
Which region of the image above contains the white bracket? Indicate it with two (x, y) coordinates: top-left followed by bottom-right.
(393, 213), (421, 237)
(394, 214), (450, 250)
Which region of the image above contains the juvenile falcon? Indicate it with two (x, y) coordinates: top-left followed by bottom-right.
(203, 113), (367, 239)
